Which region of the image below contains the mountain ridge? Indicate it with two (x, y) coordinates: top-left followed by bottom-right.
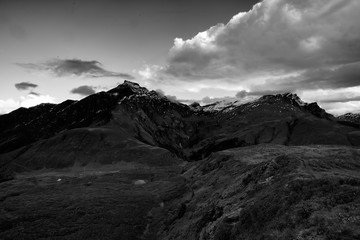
(0, 80), (359, 174)
(1, 81), (360, 240)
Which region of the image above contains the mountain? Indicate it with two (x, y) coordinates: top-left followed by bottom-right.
(337, 113), (360, 126)
(1, 81), (360, 239)
(1, 82), (359, 173)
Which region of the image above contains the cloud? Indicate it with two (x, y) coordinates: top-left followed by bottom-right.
(70, 85), (96, 96)
(319, 97), (360, 103)
(155, 89), (178, 102)
(236, 89), (287, 98)
(0, 98), (19, 115)
(319, 101), (360, 115)
(202, 96), (236, 105)
(16, 59), (135, 79)
(14, 81), (38, 90)
(0, 94), (56, 115)
(29, 91), (40, 96)
(155, 89), (165, 97)
(300, 87), (360, 103)
(235, 90), (248, 99)
(140, 0), (360, 93)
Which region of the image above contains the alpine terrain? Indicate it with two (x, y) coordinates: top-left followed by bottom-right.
(1, 81), (360, 240)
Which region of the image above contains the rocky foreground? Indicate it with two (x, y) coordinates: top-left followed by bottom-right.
(0, 81), (360, 239)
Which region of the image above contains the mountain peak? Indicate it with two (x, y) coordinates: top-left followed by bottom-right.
(123, 80), (140, 88)
(280, 93), (306, 107)
(107, 80), (149, 97)
(258, 92), (333, 119)
(259, 92), (306, 107)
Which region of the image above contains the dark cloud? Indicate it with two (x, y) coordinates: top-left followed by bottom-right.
(155, 89), (165, 97)
(16, 59), (135, 79)
(14, 81), (38, 90)
(245, 62), (360, 94)
(301, 62), (360, 90)
(235, 90), (248, 98)
(165, 95), (178, 102)
(70, 85), (96, 96)
(235, 89), (294, 99)
(155, 89), (178, 102)
(29, 91), (40, 96)
(319, 96), (360, 103)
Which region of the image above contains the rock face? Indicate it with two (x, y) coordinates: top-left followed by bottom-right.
(1, 81), (360, 239)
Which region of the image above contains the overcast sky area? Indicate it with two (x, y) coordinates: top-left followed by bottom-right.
(1, 0), (360, 115)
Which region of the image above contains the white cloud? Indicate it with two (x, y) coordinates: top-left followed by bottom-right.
(0, 99), (19, 115)
(0, 94), (56, 114)
(154, 0), (360, 84)
(320, 101), (360, 116)
(138, 0), (360, 114)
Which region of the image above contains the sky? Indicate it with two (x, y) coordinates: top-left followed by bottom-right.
(0, 0), (360, 115)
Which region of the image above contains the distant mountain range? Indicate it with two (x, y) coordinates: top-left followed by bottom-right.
(1, 80), (359, 181)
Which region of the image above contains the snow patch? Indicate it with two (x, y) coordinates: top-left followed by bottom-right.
(203, 100), (244, 112)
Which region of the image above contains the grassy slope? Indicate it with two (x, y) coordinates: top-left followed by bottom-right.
(1, 145), (360, 239)
(157, 145), (360, 240)
(0, 163), (187, 240)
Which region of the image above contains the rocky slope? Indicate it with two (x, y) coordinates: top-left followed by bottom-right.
(337, 113), (360, 127)
(0, 81), (360, 239)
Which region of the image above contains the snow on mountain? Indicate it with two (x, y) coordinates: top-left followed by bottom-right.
(282, 93), (306, 106)
(337, 113), (360, 124)
(202, 93), (307, 113)
(202, 100), (244, 112)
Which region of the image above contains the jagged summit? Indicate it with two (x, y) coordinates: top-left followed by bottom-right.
(202, 93), (309, 113)
(338, 113), (360, 123)
(279, 93), (306, 106)
(337, 113), (360, 128)
(123, 80), (140, 87)
(258, 92), (334, 119)
(258, 92), (306, 106)
(107, 80), (149, 96)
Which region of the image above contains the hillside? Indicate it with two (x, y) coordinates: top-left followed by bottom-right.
(0, 81), (360, 239)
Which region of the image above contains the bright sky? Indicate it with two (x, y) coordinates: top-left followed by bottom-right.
(1, 0), (360, 115)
